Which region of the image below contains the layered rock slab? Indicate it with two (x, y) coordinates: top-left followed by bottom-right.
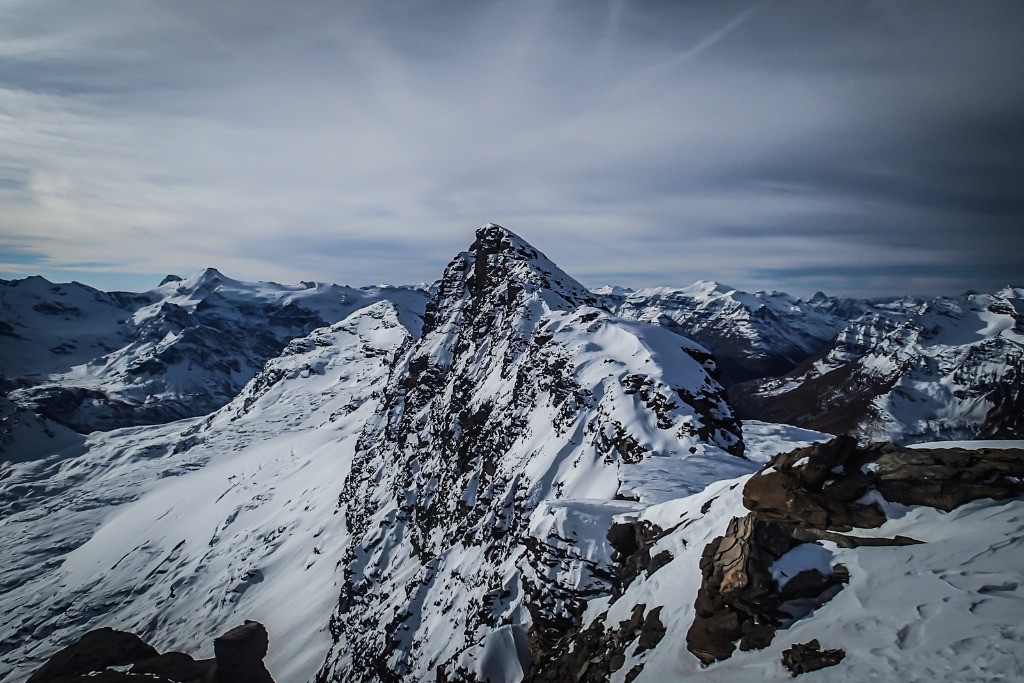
(687, 436), (1024, 667)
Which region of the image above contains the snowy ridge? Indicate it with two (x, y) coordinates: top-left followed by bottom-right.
(0, 270), (427, 438)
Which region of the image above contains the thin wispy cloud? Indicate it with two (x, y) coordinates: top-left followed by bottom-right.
(0, 0), (1021, 296)
(610, 0), (774, 99)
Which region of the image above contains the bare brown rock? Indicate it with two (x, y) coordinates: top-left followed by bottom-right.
(686, 514), (845, 665)
(873, 447), (1024, 511)
(781, 639), (846, 676)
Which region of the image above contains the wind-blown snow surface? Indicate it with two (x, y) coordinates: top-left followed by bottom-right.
(574, 440), (1024, 683)
(0, 301), (420, 682)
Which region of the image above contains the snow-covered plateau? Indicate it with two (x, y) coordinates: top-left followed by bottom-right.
(1, 225), (1021, 682)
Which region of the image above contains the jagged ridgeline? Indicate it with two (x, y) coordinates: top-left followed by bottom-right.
(318, 224), (747, 681)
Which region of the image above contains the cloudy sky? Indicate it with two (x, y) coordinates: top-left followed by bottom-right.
(1, 1), (1021, 296)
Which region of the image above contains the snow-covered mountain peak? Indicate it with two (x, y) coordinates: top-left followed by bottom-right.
(318, 228), (746, 681)
(591, 285), (635, 297)
(421, 225), (602, 349)
(996, 285), (1024, 298)
(681, 279), (737, 297)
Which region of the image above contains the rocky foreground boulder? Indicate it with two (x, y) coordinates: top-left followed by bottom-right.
(26, 620), (275, 683)
(687, 436), (1024, 670)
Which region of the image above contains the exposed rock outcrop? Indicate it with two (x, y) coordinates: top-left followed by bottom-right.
(525, 603), (664, 683)
(213, 621), (275, 683)
(26, 621), (275, 683)
(687, 437), (1024, 667)
(781, 639), (846, 676)
(744, 436), (1024, 521)
(606, 520), (672, 598)
(27, 628), (162, 683)
(686, 515), (847, 665)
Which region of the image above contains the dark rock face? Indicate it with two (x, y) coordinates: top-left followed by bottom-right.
(525, 603), (664, 683)
(741, 435), (885, 532)
(524, 522), (674, 683)
(26, 628), (161, 683)
(781, 639), (846, 676)
(744, 436), (1024, 520)
(213, 621), (275, 683)
(872, 447), (1024, 511)
(26, 621), (275, 683)
(606, 520), (672, 598)
(687, 437), (1024, 667)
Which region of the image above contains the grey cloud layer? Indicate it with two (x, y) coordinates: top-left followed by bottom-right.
(0, 0), (1021, 296)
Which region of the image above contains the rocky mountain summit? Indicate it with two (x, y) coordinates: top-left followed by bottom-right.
(319, 224), (746, 682)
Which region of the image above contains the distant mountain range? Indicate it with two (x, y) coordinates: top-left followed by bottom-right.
(1, 225), (1021, 683)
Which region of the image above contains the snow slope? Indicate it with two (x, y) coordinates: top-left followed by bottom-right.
(603, 282), (847, 385)
(0, 301), (420, 683)
(564, 439), (1024, 682)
